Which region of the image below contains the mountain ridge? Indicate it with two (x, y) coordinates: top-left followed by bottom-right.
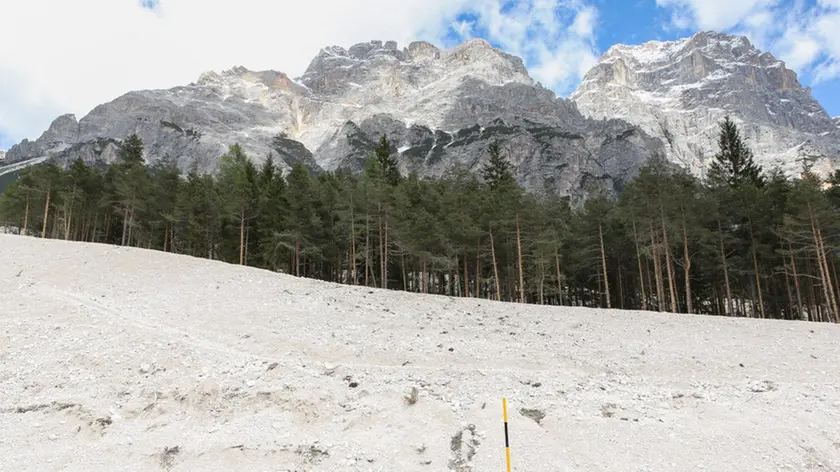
(571, 30), (839, 176)
(4, 31), (838, 197)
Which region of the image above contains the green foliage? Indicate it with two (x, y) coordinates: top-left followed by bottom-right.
(707, 116), (764, 188)
(372, 135), (401, 187)
(481, 140), (515, 191)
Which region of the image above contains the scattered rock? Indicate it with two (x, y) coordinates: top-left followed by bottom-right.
(519, 408), (546, 425)
(266, 362), (279, 371)
(159, 446), (180, 471)
(404, 387), (419, 405)
(140, 363), (152, 374)
(749, 380), (776, 393)
(348, 381), (359, 388)
(601, 403), (618, 418)
(449, 425), (481, 472)
(296, 444), (329, 464)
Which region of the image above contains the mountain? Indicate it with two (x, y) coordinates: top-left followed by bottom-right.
(571, 31), (840, 176)
(6, 32), (838, 198)
(0, 150), (5, 162)
(3, 39), (661, 199)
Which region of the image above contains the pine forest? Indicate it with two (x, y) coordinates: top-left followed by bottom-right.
(2, 117), (840, 323)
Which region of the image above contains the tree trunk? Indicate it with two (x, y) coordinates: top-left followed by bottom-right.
(650, 222), (665, 311)
(23, 192), (30, 235)
(816, 226), (838, 321)
(618, 266), (625, 309)
(490, 228), (501, 302)
(463, 252), (470, 297)
(783, 252), (794, 320)
(64, 185), (77, 240)
(555, 249), (564, 306)
(717, 220), (733, 316)
(476, 240), (481, 299)
(365, 214), (370, 287)
(832, 256), (840, 318)
(239, 207), (245, 265)
(378, 203), (384, 288)
(383, 214), (389, 289)
(632, 221), (647, 311)
(751, 240), (765, 318)
(402, 254), (408, 291)
(516, 214), (525, 304)
(164, 223), (169, 252)
(661, 222), (677, 313)
(422, 257), (427, 294)
(91, 213), (98, 243)
(808, 204), (833, 320)
(539, 258), (545, 305)
(682, 218), (693, 314)
(789, 243), (805, 321)
(295, 239), (301, 277)
(41, 188), (51, 238)
(599, 223), (611, 309)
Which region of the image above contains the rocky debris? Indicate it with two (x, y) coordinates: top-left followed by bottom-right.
(295, 444), (329, 464)
(159, 446), (180, 471)
(449, 425), (481, 472)
(519, 408), (546, 425)
(749, 380), (777, 393)
(2, 234), (840, 471)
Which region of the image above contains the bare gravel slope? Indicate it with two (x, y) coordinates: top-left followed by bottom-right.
(1, 234), (839, 471)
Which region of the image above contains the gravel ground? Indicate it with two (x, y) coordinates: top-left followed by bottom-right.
(1, 234), (839, 471)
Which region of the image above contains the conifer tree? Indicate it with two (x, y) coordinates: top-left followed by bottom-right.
(707, 116), (764, 188)
(113, 134), (149, 246)
(481, 140), (515, 191)
(374, 135), (401, 187)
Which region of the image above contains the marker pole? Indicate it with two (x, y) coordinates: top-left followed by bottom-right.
(503, 398), (511, 472)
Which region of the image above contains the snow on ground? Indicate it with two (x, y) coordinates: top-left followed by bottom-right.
(1, 234), (839, 471)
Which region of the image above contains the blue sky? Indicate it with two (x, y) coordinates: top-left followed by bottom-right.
(1, 0), (839, 150)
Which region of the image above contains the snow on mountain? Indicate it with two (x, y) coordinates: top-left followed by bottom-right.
(7, 32), (839, 197)
(571, 31), (840, 177)
(3, 234), (840, 471)
(0, 150), (6, 162)
(3, 39), (659, 199)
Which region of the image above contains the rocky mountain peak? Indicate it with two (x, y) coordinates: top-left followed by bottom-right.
(572, 31), (838, 176)
(4, 32), (837, 198)
(298, 38), (532, 96)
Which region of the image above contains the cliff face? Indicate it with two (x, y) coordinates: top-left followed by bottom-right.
(4, 38), (660, 199)
(571, 31), (840, 176)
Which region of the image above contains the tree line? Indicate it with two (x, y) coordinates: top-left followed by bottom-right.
(2, 118), (839, 323)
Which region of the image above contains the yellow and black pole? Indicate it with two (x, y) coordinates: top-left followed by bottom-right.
(503, 398), (511, 471)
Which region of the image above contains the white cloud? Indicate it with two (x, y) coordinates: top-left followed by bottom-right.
(654, 0), (840, 85)
(450, 0), (600, 92)
(655, 0), (779, 31)
(0, 0), (599, 146)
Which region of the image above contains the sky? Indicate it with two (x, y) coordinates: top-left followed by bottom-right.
(1, 0), (839, 150)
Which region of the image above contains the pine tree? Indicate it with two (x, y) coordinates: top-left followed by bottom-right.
(707, 116), (764, 188)
(113, 134), (149, 246)
(217, 144), (257, 265)
(481, 141), (515, 191)
(374, 135), (401, 187)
